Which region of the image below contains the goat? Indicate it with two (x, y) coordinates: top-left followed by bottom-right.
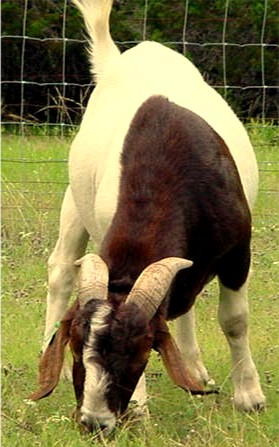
(30, 0), (266, 434)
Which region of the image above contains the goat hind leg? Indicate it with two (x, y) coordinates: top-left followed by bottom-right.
(218, 279), (266, 411)
(43, 186), (89, 351)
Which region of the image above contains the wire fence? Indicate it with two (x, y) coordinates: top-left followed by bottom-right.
(1, 0), (279, 246)
(2, 0), (279, 132)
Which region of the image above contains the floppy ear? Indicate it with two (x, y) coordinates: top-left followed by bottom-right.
(29, 302), (79, 401)
(154, 317), (212, 395)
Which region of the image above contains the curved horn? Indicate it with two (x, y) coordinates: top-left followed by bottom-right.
(126, 257), (192, 320)
(74, 254), (109, 305)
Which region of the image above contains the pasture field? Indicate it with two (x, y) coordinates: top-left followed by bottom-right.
(1, 125), (279, 446)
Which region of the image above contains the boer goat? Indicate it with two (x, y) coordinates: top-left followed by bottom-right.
(30, 0), (266, 434)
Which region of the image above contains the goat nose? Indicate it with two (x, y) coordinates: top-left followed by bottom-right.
(80, 413), (108, 434)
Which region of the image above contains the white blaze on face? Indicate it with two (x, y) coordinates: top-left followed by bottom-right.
(81, 303), (117, 431)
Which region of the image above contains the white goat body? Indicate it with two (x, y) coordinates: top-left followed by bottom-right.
(36, 0), (265, 431)
(70, 0), (258, 245)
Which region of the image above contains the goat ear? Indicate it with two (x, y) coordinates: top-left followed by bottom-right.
(29, 302), (79, 401)
(154, 319), (205, 394)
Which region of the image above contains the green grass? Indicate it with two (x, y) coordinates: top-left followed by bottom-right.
(2, 125), (279, 446)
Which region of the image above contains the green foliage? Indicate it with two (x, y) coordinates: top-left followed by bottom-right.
(2, 0), (90, 125)
(139, 0), (278, 118)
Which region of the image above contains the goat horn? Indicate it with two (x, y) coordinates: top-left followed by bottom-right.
(126, 257), (193, 320)
(74, 254), (109, 305)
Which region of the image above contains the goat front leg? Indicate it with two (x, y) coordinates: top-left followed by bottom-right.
(218, 279), (266, 411)
(175, 308), (209, 385)
(43, 186), (89, 352)
(129, 373), (149, 417)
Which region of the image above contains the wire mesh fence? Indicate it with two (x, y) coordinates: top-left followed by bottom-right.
(1, 0), (279, 248)
(2, 0), (279, 131)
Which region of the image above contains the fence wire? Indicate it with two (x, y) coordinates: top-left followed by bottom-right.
(1, 0), (278, 244)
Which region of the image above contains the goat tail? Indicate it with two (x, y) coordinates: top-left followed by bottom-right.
(72, 0), (120, 83)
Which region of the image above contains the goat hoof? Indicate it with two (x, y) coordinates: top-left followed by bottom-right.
(233, 388), (266, 412)
(184, 359), (210, 386)
(126, 401), (150, 420)
(72, 407), (81, 423)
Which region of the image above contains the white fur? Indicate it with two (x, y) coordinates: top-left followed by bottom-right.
(130, 373), (148, 414)
(43, 0), (265, 418)
(175, 308), (209, 385)
(218, 280), (265, 410)
(72, 0), (120, 82)
(81, 303), (116, 430)
(43, 187), (89, 349)
(69, 40), (258, 241)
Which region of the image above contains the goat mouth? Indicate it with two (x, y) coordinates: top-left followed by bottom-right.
(77, 407), (117, 436)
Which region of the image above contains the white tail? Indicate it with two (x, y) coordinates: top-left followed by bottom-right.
(72, 0), (120, 83)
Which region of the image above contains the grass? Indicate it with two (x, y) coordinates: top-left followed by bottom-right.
(1, 124), (279, 446)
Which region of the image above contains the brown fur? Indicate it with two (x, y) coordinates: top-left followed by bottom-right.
(101, 96), (251, 318)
